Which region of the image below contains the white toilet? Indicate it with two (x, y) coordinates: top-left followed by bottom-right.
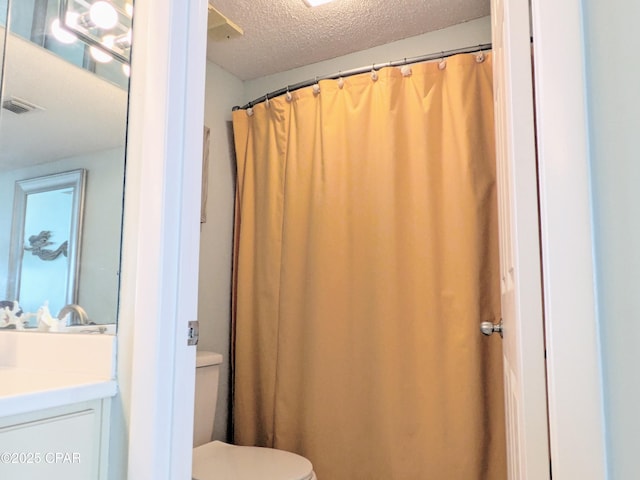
(193, 351), (317, 480)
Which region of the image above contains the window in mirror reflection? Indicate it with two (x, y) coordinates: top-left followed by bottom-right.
(21, 190), (74, 315)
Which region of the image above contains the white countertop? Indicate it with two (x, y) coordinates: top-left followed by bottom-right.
(0, 367), (117, 417)
(0, 331), (117, 418)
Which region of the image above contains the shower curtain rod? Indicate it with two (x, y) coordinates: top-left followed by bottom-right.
(233, 42), (492, 110)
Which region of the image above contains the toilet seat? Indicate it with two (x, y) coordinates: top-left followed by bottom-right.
(192, 441), (315, 480)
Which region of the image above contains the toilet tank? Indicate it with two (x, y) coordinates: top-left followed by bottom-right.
(194, 351), (223, 447)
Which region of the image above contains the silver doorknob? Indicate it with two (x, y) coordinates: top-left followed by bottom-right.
(480, 320), (503, 338)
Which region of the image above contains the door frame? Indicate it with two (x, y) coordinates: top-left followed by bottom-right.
(120, 0), (208, 478)
(121, 0), (609, 478)
(530, 0), (608, 477)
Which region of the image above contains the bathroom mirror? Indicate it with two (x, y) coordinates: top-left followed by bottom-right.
(0, 0), (133, 331)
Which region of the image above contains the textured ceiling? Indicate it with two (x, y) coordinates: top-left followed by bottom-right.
(206, 0), (491, 80)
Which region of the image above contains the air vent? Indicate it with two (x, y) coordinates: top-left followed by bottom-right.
(2, 97), (44, 115)
(207, 4), (243, 41)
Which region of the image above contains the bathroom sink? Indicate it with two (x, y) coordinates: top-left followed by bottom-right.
(63, 324), (116, 334)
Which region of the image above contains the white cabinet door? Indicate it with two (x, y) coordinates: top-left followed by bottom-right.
(490, 0), (551, 478)
(0, 400), (108, 480)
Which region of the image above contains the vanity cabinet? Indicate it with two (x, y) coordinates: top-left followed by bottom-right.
(0, 399), (110, 480)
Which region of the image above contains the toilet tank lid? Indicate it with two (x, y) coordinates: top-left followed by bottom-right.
(196, 351), (223, 367)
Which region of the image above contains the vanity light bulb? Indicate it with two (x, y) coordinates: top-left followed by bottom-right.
(90, 45), (113, 63)
(51, 18), (77, 44)
(91, 34), (115, 63)
(90, 1), (119, 29)
(102, 34), (116, 48)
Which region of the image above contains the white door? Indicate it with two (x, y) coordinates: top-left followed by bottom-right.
(490, 0), (551, 478)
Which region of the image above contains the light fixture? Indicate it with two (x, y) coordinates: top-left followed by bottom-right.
(51, 13), (79, 44)
(124, 2), (133, 17)
(90, 34), (115, 63)
(89, 1), (118, 29)
(90, 45), (113, 63)
(55, 0), (133, 65)
(303, 0), (336, 6)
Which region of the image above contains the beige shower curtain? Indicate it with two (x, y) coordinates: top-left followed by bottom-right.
(231, 53), (506, 480)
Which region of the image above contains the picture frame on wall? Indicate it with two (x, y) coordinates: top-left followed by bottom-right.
(201, 126), (210, 224)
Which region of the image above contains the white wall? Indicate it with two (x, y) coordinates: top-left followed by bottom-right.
(200, 15), (492, 441)
(583, 1), (640, 478)
(198, 61), (244, 441)
(0, 148), (125, 325)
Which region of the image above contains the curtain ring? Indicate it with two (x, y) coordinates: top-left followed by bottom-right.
(285, 87), (292, 102)
(264, 95), (270, 108)
(475, 51), (485, 63)
(400, 65), (412, 77)
(437, 52), (447, 70)
(337, 73), (344, 89)
(371, 65), (378, 81)
(246, 107), (254, 117)
(310, 77), (320, 95)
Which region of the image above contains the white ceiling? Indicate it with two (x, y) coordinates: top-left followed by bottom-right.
(206, 0), (490, 81)
(0, 33), (128, 172)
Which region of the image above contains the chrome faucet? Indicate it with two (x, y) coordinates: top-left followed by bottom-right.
(57, 304), (89, 326)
